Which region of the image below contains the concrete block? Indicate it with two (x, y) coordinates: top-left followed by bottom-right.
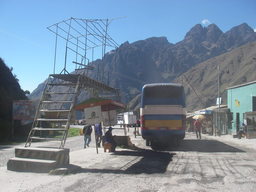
(113, 136), (132, 147)
(7, 157), (56, 173)
(15, 147), (69, 166)
(7, 147), (70, 173)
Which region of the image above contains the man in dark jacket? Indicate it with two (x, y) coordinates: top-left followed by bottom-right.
(95, 123), (103, 147)
(83, 125), (92, 148)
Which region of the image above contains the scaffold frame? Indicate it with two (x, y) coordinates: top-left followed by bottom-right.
(47, 17), (119, 79)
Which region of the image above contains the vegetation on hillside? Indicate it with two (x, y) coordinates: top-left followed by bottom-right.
(0, 58), (27, 142)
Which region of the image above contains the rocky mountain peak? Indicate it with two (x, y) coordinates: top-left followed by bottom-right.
(217, 23), (256, 50)
(184, 24), (205, 41)
(233, 23), (254, 33)
(132, 37), (170, 48)
(225, 23), (255, 38)
(205, 24), (223, 42)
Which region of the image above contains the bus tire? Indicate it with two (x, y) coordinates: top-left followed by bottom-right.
(151, 141), (165, 151)
(151, 142), (159, 151)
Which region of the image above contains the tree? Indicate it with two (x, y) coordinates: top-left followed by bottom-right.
(0, 58), (27, 141)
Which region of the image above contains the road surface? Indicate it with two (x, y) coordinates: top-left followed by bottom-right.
(1, 130), (256, 192)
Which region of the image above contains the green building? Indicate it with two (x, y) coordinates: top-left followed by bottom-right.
(227, 80), (256, 135)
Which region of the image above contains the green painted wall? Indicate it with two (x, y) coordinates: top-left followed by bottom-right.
(227, 82), (256, 134)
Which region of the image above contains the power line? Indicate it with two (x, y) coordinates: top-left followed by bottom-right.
(181, 74), (205, 107)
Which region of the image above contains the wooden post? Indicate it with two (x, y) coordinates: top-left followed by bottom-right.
(94, 125), (98, 154)
(123, 124), (127, 136)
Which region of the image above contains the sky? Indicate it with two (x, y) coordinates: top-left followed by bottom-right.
(0, 0), (255, 93)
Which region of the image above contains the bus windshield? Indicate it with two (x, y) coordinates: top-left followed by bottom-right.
(142, 84), (185, 107)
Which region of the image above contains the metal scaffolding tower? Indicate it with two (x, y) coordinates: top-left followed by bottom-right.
(47, 17), (119, 79)
(25, 18), (120, 148)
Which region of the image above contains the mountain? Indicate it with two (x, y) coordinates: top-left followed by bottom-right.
(129, 41), (256, 112)
(30, 23), (256, 111)
(0, 58), (27, 141)
(176, 41), (256, 111)
(102, 23), (255, 100)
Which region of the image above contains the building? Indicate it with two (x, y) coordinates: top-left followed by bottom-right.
(186, 105), (229, 136)
(227, 80), (256, 136)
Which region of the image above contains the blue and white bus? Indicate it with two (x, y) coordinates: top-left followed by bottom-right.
(140, 83), (186, 150)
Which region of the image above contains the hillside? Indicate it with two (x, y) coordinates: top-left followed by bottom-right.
(176, 41), (256, 111)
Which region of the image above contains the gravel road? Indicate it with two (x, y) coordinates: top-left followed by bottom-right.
(1, 130), (256, 192)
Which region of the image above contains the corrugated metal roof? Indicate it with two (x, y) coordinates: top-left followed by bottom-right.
(186, 105), (227, 118)
(142, 83), (182, 89)
(226, 80), (256, 90)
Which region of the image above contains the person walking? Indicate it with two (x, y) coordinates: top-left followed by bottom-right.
(95, 122), (103, 147)
(194, 119), (202, 139)
(83, 125), (92, 148)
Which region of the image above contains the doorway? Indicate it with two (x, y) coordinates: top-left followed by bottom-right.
(236, 113), (240, 134)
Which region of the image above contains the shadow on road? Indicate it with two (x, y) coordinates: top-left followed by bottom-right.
(0, 146), (13, 150)
(71, 149), (174, 175)
(67, 139), (244, 175)
(171, 139), (245, 153)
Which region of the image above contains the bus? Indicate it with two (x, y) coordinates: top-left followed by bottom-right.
(140, 83), (186, 150)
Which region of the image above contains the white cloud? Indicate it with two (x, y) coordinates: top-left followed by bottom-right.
(254, 28), (256, 32)
(201, 19), (211, 26)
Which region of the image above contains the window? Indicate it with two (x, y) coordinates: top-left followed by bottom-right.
(253, 97), (256, 111)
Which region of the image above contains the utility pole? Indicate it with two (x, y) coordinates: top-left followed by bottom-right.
(217, 64), (220, 136)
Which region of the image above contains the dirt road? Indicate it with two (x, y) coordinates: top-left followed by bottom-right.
(1, 131), (256, 192)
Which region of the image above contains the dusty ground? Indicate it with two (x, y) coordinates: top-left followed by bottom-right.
(1, 129), (256, 192)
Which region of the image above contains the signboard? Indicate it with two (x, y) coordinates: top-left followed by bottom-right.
(102, 110), (117, 126)
(216, 97), (222, 105)
(13, 100), (35, 125)
(84, 106), (102, 125)
(235, 99), (240, 107)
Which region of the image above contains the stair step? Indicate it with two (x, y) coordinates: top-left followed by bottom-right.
(30, 137), (63, 141)
(7, 157), (56, 173)
(40, 109), (70, 113)
(42, 101), (73, 103)
(48, 83), (76, 86)
(10, 157), (56, 163)
(36, 118), (68, 122)
(32, 127), (67, 131)
(45, 92), (76, 94)
(15, 147), (70, 162)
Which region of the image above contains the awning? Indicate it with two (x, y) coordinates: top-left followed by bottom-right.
(74, 97), (126, 111)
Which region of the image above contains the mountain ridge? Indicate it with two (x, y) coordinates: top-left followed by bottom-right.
(30, 22), (256, 111)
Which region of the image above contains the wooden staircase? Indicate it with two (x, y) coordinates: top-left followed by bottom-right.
(7, 73), (119, 173)
(25, 74), (81, 148)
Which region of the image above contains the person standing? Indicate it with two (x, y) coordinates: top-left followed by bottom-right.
(194, 119), (202, 139)
(95, 122), (103, 147)
(83, 125), (92, 148)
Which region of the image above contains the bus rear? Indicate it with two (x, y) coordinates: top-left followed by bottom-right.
(140, 83), (186, 149)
